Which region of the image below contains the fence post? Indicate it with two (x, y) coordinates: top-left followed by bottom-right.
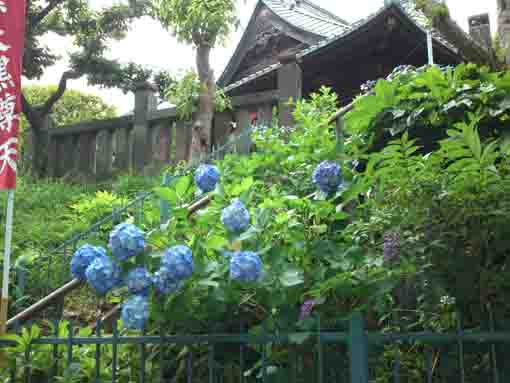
(349, 312), (369, 383)
(132, 82), (157, 172)
(160, 172), (172, 228)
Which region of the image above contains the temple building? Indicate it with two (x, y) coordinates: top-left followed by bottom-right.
(217, 0), (493, 128)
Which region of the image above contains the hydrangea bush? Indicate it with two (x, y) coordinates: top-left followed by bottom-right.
(70, 245), (106, 280)
(194, 164), (220, 193)
(109, 223), (145, 261)
(85, 256), (121, 295)
(121, 295), (150, 330)
(230, 251), (263, 282)
(161, 245), (194, 280)
(312, 161), (342, 196)
(126, 267), (153, 296)
(221, 199), (250, 233)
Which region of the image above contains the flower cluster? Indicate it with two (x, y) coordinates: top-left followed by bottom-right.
(383, 231), (401, 264)
(194, 164), (220, 193)
(299, 299), (320, 321)
(70, 245), (106, 280)
(221, 199), (250, 233)
(109, 223), (145, 261)
(161, 245), (194, 280)
(230, 251), (262, 282)
(151, 245), (193, 295)
(312, 161), (342, 196)
(152, 269), (182, 294)
(85, 256), (121, 295)
(126, 267), (153, 296)
(121, 295), (150, 330)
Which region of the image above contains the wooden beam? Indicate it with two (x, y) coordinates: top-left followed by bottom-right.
(50, 116), (133, 136)
(148, 107), (178, 122)
(231, 90), (279, 108)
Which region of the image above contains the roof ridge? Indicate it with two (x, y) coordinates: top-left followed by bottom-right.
(292, 7), (349, 29)
(299, 0), (350, 26)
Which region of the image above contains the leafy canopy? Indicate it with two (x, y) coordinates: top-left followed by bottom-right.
(151, 0), (238, 45)
(345, 64), (510, 152)
(22, 85), (117, 127)
(165, 70), (231, 120)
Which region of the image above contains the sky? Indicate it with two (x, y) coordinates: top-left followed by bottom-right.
(25, 0), (499, 114)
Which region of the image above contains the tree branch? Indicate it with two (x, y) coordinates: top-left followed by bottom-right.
(40, 70), (81, 115)
(21, 92), (38, 129)
(30, 0), (65, 29)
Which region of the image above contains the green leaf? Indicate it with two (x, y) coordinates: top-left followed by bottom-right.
(279, 267), (304, 287)
(175, 176), (191, 198)
(154, 187), (178, 205)
(288, 332), (310, 345)
(206, 235), (228, 250)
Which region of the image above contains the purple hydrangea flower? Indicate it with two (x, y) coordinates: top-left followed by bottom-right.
(221, 199), (250, 233)
(230, 251), (262, 283)
(70, 245), (106, 281)
(152, 268), (182, 295)
(85, 256), (121, 295)
(126, 267), (153, 296)
(160, 245), (194, 280)
(299, 299), (320, 321)
(108, 223), (145, 261)
(121, 295), (150, 330)
(312, 161), (342, 195)
(383, 231), (401, 264)
(194, 164), (220, 193)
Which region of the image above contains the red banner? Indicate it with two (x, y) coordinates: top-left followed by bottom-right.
(0, 0), (25, 190)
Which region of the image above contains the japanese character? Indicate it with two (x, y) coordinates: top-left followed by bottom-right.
(0, 1), (6, 13)
(0, 92), (18, 132)
(0, 41), (9, 53)
(0, 137), (17, 175)
(0, 56), (13, 89)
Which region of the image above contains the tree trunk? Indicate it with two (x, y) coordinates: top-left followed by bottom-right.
(28, 113), (51, 176)
(21, 96), (51, 177)
(190, 43), (215, 162)
(21, 70), (78, 176)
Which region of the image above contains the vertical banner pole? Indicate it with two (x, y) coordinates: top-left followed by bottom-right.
(0, 0), (27, 339)
(427, 29), (434, 65)
(0, 190), (14, 334)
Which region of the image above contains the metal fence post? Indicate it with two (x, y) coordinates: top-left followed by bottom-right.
(160, 172), (172, 228)
(349, 312), (369, 383)
(336, 115), (344, 157)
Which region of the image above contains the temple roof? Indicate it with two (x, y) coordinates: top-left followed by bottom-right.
(221, 0), (492, 94)
(262, 0), (350, 38)
(217, 0), (352, 88)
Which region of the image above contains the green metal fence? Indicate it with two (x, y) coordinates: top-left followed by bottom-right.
(1, 312), (509, 383)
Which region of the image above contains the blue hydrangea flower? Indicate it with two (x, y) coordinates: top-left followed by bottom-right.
(108, 223), (145, 261)
(222, 251), (234, 258)
(221, 199), (250, 233)
(70, 245), (106, 280)
(85, 256), (121, 295)
(230, 251), (263, 283)
(121, 295), (150, 330)
(161, 245), (194, 280)
(152, 268), (182, 294)
(312, 161), (343, 195)
(126, 267), (153, 296)
(194, 164), (220, 193)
